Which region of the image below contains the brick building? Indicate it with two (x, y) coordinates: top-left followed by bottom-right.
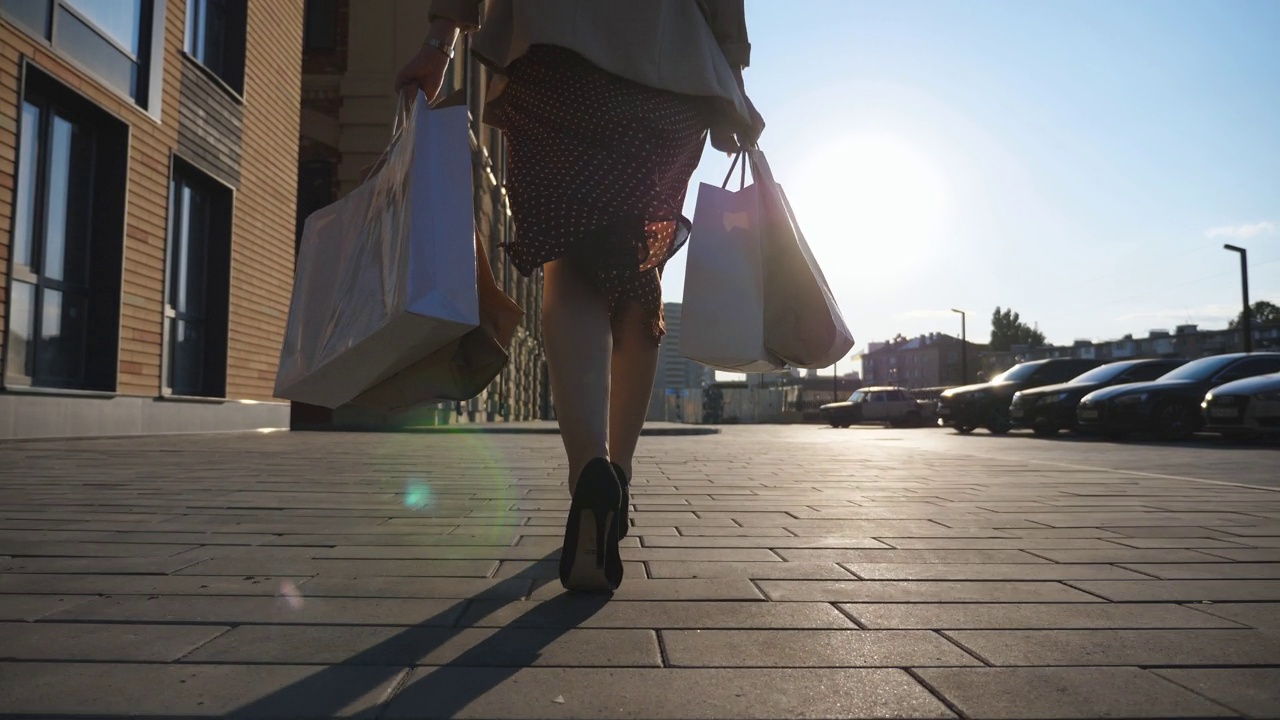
(861, 333), (985, 389)
(292, 0), (548, 429)
(0, 0), (301, 438)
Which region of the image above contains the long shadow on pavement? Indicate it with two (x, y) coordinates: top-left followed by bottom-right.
(219, 551), (608, 719)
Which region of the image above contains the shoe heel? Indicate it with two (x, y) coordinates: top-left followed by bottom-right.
(560, 458), (624, 592)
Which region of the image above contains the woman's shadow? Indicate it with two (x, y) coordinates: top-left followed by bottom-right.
(227, 552), (610, 719)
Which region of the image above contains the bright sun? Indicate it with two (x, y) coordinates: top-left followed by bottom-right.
(786, 134), (951, 283)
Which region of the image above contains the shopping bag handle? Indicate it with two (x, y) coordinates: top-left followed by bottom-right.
(721, 150), (750, 190)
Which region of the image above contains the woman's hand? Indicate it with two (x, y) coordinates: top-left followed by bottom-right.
(711, 70), (765, 154)
(394, 20), (458, 102)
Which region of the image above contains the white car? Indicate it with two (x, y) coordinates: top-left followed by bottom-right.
(1201, 372), (1280, 437)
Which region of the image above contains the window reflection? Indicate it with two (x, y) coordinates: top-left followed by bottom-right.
(63, 0), (142, 54)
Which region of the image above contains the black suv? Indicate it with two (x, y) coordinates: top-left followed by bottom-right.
(1009, 358), (1186, 436)
(938, 358), (1101, 434)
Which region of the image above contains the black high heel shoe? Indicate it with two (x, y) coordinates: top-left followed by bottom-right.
(611, 462), (630, 539)
(560, 458), (624, 592)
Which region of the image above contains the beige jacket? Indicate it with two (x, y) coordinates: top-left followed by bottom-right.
(428, 0), (754, 133)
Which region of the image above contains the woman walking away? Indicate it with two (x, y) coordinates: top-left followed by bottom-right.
(395, 1), (763, 592)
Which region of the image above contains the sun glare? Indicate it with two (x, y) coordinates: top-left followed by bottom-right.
(787, 135), (951, 281)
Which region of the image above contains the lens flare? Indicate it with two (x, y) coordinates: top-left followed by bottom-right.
(404, 479), (433, 510)
(277, 580), (304, 610)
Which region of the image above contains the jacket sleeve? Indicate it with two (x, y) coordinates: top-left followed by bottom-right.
(699, 0), (751, 69)
(427, 0), (484, 31)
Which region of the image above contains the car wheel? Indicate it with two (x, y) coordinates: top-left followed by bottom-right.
(1154, 401), (1197, 441)
(955, 425), (976, 435)
(828, 421), (841, 428)
(986, 409), (1012, 435)
(903, 411), (923, 428)
(1033, 426), (1059, 437)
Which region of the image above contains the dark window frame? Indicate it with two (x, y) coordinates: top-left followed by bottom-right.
(184, 0), (247, 97)
(302, 0), (337, 52)
(3, 62), (128, 393)
(161, 157), (234, 399)
(0, 0), (166, 119)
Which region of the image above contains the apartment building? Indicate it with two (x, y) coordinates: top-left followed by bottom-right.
(0, 0), (301, 438)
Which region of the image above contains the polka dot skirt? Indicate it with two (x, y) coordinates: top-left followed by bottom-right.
(496, 44), (710, 344)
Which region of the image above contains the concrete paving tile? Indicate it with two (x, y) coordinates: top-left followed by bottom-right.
(671, 526), (795, 536)
(1192, 603), (1280, 628)
(1202, 548), (1280, 561)
(916, 667), (1235, 719)
(1108, 537), (1251, 549)
(312, 545), (558, 560)
(383, 667), (954, 719)
(617, 548), (782, 561)
(843, 563), (1147, 580)
(175, 558), (499, 577)
(184, 625), (660, 666)
(944, 628), (1280, 666)
(1026, 548), (1226, 563)
(0, 573), (311, 596)
(1004, 528), (1126, 538)
(0, 594), (95, 620)
(645, 561), (854, 580)
(530, 579), (763, 601)
(1119, 562), (1280, 579)
(1102, 526), (1241, 538)
(0, 541), (200, 557)
(0, 555), (208, 574)
(0, 661), (403, 718)
(758, 580), (1103, 603)
(0, 621), (228, 661)
(460, 600), (855, 629)
(840, 603), (1245, 629)
(785, 523), (1014, 537)
(1154, 668), (1280, 718)
(638, 536), (891, 549)
(299, 577), (535, 600)
(661, 629), (982, 667)
(1068, 579), (1280, 602)
(881, 538), (1118, 549)
(492, 560), (647, 580)
(776, 549), (1050, 563)
(45, 595), (467, 626)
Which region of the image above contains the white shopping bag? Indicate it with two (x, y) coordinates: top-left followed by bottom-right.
(680, 154), (787, 373)
(275, 92), (477, 409)
(752, 149), (855, 368)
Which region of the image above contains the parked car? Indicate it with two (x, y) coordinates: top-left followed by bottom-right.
(1010, 358), (1186, 436)
(821, 386), (926, 428)
(1202, 372), (1280, 438)
(937, 358), (1102, 434)
(1077, 352), (1280, 440)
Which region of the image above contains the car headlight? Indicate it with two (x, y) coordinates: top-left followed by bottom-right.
(1114, 393), (1149, 405)
(1256, 391), (1280, 402)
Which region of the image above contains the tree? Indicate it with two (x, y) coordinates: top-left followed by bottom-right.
(1229, 300), (1280, 329)
(990, 306), (1046, 352)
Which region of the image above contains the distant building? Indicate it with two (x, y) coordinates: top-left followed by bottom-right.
(648, 302), (715, 420)
(861, 333), (985, 388)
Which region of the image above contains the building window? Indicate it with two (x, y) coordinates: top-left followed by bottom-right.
(0, 0), (164, 113)
(303, 0), (337, 52)
(4, 68), (127, 391)
(164, 161), (233, 398)
(185, 0), (247, 94)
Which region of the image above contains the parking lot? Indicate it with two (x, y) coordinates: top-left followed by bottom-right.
(822, 423), (1280, 491)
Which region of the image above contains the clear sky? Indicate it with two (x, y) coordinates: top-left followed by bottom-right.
(663, 0), (1280, 374)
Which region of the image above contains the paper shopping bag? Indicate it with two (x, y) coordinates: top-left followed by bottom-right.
(751, 149), (855, 368)
(275, 92), (477, 409)
(679, 155), (787, 373)
(346, 235), (524, 412)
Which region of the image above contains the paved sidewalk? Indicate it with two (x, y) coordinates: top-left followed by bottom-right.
(1, 426), (1278, 719)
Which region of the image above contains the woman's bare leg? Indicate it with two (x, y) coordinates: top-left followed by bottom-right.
(541, 258), (612, 494)
(608, 297), (661, 481)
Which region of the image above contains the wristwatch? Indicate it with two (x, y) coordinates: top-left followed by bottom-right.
(423, 37), (455, 60)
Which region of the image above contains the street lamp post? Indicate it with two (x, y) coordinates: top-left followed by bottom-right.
(1224, 244), (1252, 353)
(951, 308), (967, 384)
